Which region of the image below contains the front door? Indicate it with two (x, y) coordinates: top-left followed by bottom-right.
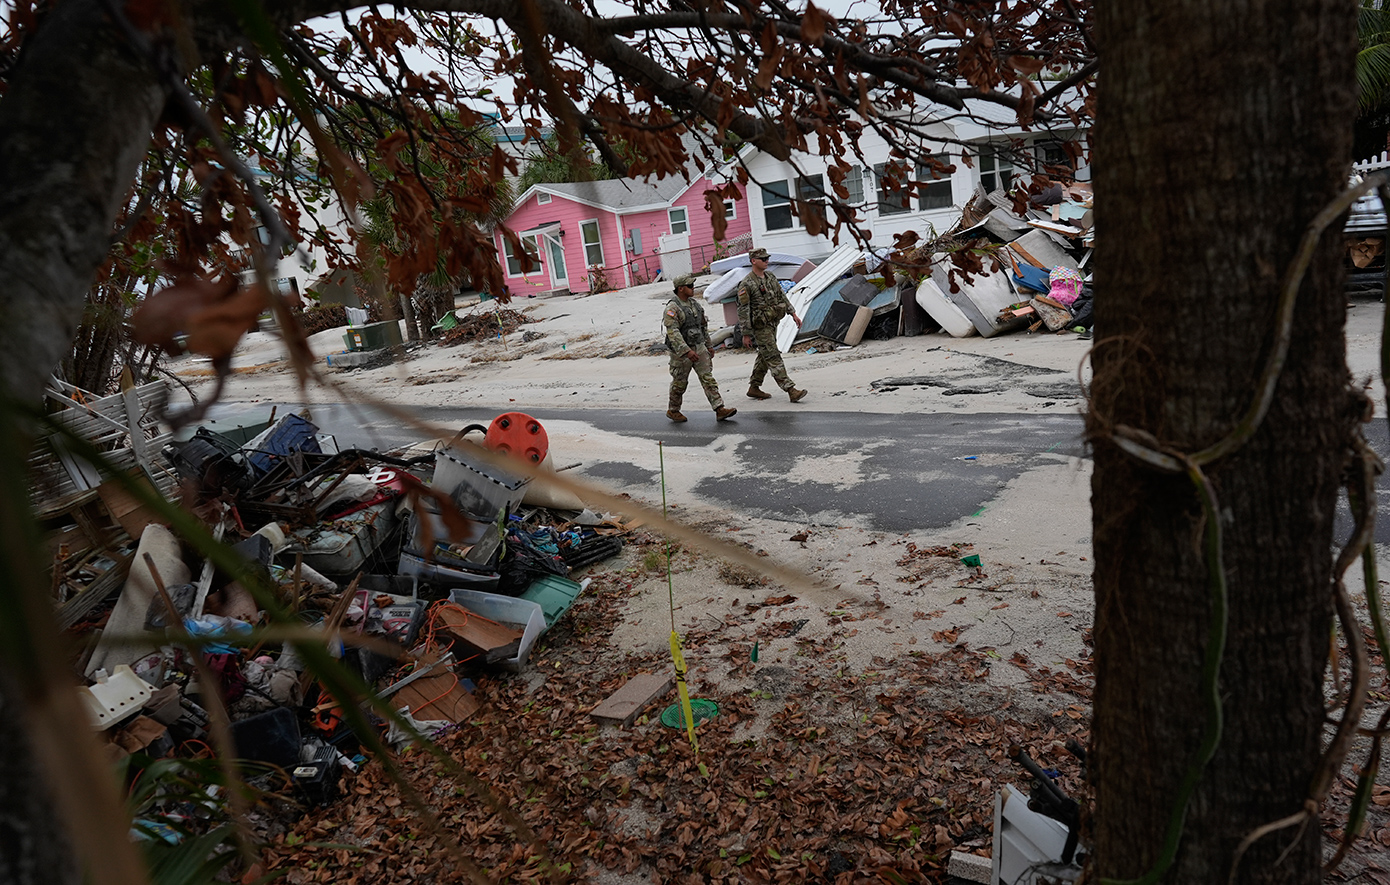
(543, 232), (567, 289)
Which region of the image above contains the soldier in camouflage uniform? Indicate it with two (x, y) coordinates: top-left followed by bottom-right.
(664, 274), (737, 423)
(737, 248), (807, 402)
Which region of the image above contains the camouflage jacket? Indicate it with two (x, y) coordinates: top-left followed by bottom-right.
(663, 296), (709, 353)
(736, 270), (791, 333)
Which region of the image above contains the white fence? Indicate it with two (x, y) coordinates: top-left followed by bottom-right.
(1354, 151), (1390, 175)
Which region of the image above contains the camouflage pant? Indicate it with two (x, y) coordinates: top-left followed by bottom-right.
(669, 345), (724, 410)
(748, 325), (794, 391)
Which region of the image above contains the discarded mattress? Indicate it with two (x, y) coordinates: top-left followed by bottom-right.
(930, 265), (1027, 338)
(778, 242), (862, 352)
(703, 258), (815, 305)
(703, 266), (752, 304)
(709, 251), (805, 274)
(1007, 231), (1079, 274)
(916, 278), (976, 338)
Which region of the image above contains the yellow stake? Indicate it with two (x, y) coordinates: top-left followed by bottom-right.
(669, 631), (699, 754)
(660, 442), (699, 754)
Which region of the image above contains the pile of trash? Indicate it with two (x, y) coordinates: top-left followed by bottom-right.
(40, 395), (627, 830)
(701, 182), (1095, 352)
(438, 307), (533, 346)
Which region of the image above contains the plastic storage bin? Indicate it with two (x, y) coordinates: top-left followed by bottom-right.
(519, 575), (585, 630)
(281, 498), (398, 577)
(447, 589), (546, 672)
(432, 445), (529, 519)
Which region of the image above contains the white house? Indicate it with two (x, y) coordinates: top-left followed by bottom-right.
(738, 104), (1090, 260)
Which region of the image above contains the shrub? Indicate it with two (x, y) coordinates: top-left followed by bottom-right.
(297, 303), (348, 335)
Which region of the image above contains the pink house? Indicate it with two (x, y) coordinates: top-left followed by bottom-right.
(493, 170), (752, 296)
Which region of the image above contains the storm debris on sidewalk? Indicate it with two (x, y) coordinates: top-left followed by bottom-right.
(37, 400), (629, 849)
(438, 307), (534, 346)
(685, 184), (1094, 363)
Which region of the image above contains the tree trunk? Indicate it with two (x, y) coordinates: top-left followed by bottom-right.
(399, 291), (420, 342)
(1090, 2), (1358, 882)
(0, 6), (170, 883)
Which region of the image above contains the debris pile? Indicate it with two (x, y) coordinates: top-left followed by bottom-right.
(40, 398), (628, 851)
(699, 183), (1095, 357)
(439, 307), (533, 346)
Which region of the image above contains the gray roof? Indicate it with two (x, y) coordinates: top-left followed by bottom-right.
(531, 130), (719, 211)
(541, 173), (691, 210)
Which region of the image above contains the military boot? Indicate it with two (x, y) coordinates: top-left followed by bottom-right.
(788, 388), (807, 403)
(667, 395), (687, 422)
(746, 386), (772, 400)
(715, 406), (738, 421)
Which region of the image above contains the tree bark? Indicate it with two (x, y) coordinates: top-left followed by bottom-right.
(1090, 1), (1358, 882)
(0, 0), (168, 407)
(399, 291), (421, 342)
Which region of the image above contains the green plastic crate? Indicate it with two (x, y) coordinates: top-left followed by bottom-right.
(520, 575), (584, 630)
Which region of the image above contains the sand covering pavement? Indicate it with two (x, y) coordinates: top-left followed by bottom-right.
(179, 284), (1390, 882)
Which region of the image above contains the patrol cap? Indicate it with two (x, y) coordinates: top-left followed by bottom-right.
(749, 248), (770, 260)
(672, 273), (697, 290)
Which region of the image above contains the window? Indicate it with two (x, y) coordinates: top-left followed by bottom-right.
(668, 207), (688, 235)
(502, 234), (539, 275)
(580, 219), (604, 267)
(1035, 140), (1075, 174)
(845, 166), (864, 206)
(761, 180), (793, 230)
(537, 192), (552, 205)
(724, 199), (737, 220)
(979, 145), (1015, 193)
(796, 174), (826, 231)
(916, 154), (955, 210)
(875, 162), (912, 216)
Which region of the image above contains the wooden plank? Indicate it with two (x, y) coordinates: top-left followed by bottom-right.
(1008, 243), (1048, 269)
(392, 672), (480, 724)
(435, 607), (523, 661)
(97, 474), (161, 538)
(589, 673), (674, 726)
(56, 553), (133, 630)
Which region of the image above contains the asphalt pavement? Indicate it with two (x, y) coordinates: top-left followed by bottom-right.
(204, 401), (1089, 533)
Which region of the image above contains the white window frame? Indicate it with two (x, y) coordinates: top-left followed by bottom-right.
(1035, 139), (1075, 175)
(579, 218), (604, 267)
(979, 145), (1016, 193)
(668, 206), (689, 235)
(875, 162), (913, 216)
(723, 199), (737, 220)
(502, 234), (539, 276)
(761, 180), (793, 230)
(845, 165), (865, 207)
(537, 192), (552, 205)
(916, 153), (954, 211)
(795, 173), (826, 230)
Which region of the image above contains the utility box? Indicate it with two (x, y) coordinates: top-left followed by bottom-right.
(343, 320), (403, 352)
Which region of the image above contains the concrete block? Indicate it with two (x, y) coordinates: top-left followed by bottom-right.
(947, 850), (991, 883)
(326, 349), (383, 368)
(589, 673), (673, 726)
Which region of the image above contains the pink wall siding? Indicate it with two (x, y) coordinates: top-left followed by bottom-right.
(492, 176), (753, 294)
(494, 192), (600, 295)
(670, 181), (752, 253)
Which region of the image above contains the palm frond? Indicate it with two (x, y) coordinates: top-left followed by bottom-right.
(1359, 43), (1390, 112)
